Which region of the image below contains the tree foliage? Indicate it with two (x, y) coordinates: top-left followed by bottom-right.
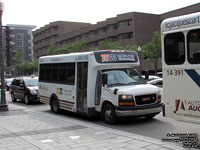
(98, 39), (123, 50)
(47, 43), (56, 55)
(125, 45), (139, 52)
(142, 31), (161, 74)
(47, 41), (87, 55)
(10, 51), (38, 75)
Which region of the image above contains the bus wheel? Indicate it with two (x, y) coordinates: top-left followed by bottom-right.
(102, 104), (116, 124)
(51, 97), (60, 113)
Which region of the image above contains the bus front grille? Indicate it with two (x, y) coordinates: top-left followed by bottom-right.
(135, 94), (157, 105)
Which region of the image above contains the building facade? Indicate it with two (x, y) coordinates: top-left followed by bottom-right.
(33, 21), (91, 58)
(33, 13), (160, 58)
(3, 24), (36, 65)
(33, 3), (200, 73)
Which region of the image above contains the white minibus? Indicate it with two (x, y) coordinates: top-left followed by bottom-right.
(161, 12), (200, 123)
(39, 50), (162, 124)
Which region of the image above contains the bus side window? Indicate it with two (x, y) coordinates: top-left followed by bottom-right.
(164, 32), (185, 65)
(187, 29), (200, 64)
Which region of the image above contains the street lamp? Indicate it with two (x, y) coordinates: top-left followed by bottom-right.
(0, 0), (8, 111)
(138, 46), (142, 74)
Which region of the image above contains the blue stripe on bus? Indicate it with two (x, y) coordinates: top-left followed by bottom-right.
(185, 69), (200, 88)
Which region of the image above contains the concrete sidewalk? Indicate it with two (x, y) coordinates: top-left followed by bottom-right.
(0, 103), (194, 150)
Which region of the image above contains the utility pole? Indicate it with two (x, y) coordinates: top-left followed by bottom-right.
(0, 0), (8, 111)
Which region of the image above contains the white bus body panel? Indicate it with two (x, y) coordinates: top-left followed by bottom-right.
(161, 12), (200, 33)
(161, 12), (200, 124)
(162, 66), (200, 123)
(39, 83), (76, 111)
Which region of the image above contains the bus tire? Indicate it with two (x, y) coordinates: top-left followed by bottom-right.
(51, 97), (60, 113)
(102, 103), (116, 124)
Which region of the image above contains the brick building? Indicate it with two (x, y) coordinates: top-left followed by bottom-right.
(33, 3), (200, 73)
(33, 21), (91, 57)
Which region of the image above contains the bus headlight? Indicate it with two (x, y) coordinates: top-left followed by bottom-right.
(119, 95), (134, 106)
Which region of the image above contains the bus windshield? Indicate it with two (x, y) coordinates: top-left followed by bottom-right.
(103, 69), (146, 87)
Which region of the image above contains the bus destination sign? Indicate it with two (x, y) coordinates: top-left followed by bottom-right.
(94, 50), (138, 63)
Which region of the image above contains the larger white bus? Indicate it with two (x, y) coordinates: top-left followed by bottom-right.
(161, 12), (200, 123)
(38, 50), (162, 124)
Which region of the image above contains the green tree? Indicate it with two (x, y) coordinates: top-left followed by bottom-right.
(47, 41), (87, 55)
(125, 45), (139, 51)
(23, 59), (38, 74)
(142, 31), (161, 74)
(11, 51), (39, 75)
(92, 39), (123, 50)
(14, 50), (24, 64)
(13, 51), (24, 75)
(57, 41), (87, 54)
(47, 43), (56, 55)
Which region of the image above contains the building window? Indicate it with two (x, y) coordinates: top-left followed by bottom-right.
(98, 27), (107, 33)
(16, 33), (24, 49)
(113, 23), (118, 30)
(16, 34), (24, 40)
(17, 41), (24, 47)
(109, 36), (118, 42)
(53, 26), (58, 30)
(119, 32), (133, 40)
(119, 19), (132, 27)
(93, 30), (98, 35)
(84, 33), (89, 38)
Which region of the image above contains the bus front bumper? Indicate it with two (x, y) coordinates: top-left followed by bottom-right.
(115, 103), (163, 117)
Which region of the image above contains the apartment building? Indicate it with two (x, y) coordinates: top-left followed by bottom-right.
(33, 12), (160, 58)
(33, 3), (200, 72)
(33, 21), (91, 57)
(3, 24), (36, 65)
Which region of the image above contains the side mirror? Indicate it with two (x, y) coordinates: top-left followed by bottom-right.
(114, 88), (118, 95)
(102, 73), (108, 87)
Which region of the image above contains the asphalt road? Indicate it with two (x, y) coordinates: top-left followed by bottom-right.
(6, 92), (200, 147)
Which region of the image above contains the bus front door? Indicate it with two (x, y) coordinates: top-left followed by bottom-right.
(77, 62), (88, 115)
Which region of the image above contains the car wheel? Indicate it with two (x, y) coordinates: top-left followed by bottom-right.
(11, 92), (16, 102)
(51, 97), (60, 113)
(24, 94), (30, 105)
(102, 103), (116, 124)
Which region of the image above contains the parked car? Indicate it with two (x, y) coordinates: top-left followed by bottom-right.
(148, 78), (162, 87)
(147, 78), (163, 96)
(5, 78), (14, 91)
(10, 76), (39, 104)
(0, 78), (14, 91)
(156, 72), (163, 78)
(142, 75), (161, 81)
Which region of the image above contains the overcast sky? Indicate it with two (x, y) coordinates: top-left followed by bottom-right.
(2, 0), (200, 29)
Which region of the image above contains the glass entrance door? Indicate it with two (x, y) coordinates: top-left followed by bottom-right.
(77, 62), (88, 115)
